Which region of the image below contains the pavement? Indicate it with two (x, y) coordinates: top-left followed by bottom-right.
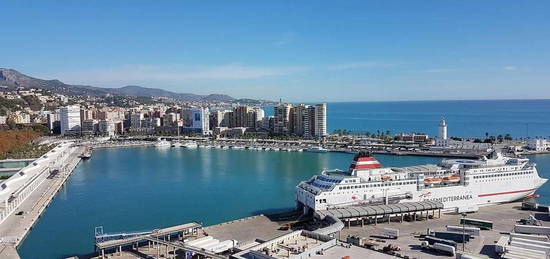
(338, 201), (545, 259)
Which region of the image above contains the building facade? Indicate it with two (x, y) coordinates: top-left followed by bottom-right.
(60, 105), (81, 136)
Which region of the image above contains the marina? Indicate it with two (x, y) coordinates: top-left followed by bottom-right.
(6, 145), (549, 258)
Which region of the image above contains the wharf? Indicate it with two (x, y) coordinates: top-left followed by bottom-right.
(339, 201), (545, 258)
(0, 145), (84, 259)
(84, 202), (545, 259)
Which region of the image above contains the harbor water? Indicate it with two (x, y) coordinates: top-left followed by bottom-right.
(266, 100), (550, 138)
(17, 147), (550, 258)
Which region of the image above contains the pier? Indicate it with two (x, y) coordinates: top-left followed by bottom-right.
(79, 202), (550, 259)
(0, 142), (84, 259)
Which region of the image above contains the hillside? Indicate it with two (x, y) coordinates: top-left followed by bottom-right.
(0, 68), (236, 102)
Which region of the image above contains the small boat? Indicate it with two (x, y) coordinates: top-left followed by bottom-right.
(155, 140), (171, 148)
(231, 146), (245, 150)
(80, 148), (93, 159)
(424, 177), (443, 184)
(182, 142), (198, 149)
(306, 146), (328, 153)
(171, 142), (182, 148)
(442, 176), (461, 183)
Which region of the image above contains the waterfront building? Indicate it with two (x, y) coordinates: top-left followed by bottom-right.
(182, 107), (210, 135)
(80, 108), (94, 121)
(98, 120), (117, 136)
(164, 112), (178, 126)
(234, 106), (252, 128)
(47, 112), (60, 133)
(528, 138), (549, 151)
(129, 112), (143, 129)
(314, 103), (327, 137)
(303, 106), (316, 138)
(0, 115), (6, 125)
(81, 119), (98, 135)
(243, 107), (264, 129)
(60, 105), (81, 136)
(398, 133), (430, 143)
(274, 103), (292, 134)
(152, 117), (161, 127)
(290, 104), (309, 136)
(209, 110), (226, 130)
(260, 116), (274, 131)
(213, 126), (247, 137)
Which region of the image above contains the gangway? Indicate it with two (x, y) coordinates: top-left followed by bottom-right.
(95, 222), (202, 258)
(145, 236), (228, 259)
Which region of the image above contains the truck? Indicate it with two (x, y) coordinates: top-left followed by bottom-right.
(382, 228), (399, 239)
(434, 231), (471, 243)
(425, 236), (458, 248)
(421, 241), (456, 256)
(446, 225), (480, 236)
(460, 218), (493, 230)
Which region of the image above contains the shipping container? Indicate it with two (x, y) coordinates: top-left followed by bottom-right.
(425, 236), (458, 248)
(434, 231), (471, 243)
(460, 218), (493, 230)
(514, 225), (550, 235)
(447, 225), (480, 236)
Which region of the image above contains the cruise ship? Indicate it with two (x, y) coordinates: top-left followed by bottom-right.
(296, 151), (547, 214)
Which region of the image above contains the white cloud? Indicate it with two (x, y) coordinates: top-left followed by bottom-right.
(503, 66), (517, 71)
(48, 64), (305, 87)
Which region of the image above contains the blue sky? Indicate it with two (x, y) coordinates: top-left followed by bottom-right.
(2, 1), (550, 102)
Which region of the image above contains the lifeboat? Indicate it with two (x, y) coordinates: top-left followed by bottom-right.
(423, 177), (443, 184)
(381, 175), (393, 181)
(442, 176), (461, 183)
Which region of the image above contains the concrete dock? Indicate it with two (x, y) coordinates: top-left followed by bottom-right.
(81, 202), (545, 259)
(0, 144), (84, 259)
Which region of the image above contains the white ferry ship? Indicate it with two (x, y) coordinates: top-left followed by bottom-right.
(296, 151), (547, 214)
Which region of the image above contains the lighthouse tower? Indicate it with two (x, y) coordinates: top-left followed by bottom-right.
(438, 118), (448, 140)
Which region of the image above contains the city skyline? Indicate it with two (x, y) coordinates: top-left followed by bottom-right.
(3, 1), (550, 102)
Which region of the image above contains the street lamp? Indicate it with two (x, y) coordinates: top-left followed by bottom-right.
(461, 212), (467, 252)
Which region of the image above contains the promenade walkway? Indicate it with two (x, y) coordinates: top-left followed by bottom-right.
(0, 143), (84, 259)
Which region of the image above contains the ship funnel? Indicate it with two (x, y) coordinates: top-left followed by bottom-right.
(349, 150), (383, 171)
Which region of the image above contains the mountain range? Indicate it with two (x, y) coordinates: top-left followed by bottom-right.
(0, 68), (240, 102)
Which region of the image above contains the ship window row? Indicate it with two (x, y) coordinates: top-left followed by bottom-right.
(312, 182), (332, 189)
(317, 175), (341, 183)
(338, 181), (416, 190)
(473, 171), (533, 179)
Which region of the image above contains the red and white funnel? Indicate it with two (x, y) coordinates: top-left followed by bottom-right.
(349, 151), (383, 170)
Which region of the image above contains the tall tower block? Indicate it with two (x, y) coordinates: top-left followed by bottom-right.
(438, 118), (447, 140)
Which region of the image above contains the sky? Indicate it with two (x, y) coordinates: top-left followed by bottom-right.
(2, 1), (550, 102)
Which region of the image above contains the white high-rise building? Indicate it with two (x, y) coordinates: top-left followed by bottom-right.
(60, 105), (81, 136)
(314, 103), (327, 137)
(182, 107), (210, 135)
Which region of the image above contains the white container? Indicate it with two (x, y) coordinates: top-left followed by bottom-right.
(510, 232), (549, 242)
(447, 225), (481, 236)
(509, 240), (550, 253)
(433, 242), (456, 256)
(514, 225), (550, 235)
(495, 236), (510, 254)
(382, 228), (399, 239)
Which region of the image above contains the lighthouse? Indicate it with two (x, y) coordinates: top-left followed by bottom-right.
(438, 118), (448, 140)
